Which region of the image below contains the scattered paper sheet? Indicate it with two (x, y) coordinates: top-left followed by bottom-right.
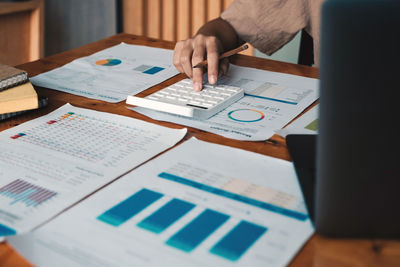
(130, 64), (319, 141)
(276, 105), (319, 137)
(0, 103), (186, 236)
(30, 43), (179, 102)
(9, 138), (314, 267)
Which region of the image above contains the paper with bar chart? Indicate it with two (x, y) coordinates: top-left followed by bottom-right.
(131, 64), (318, 141)
(276, 105), (319, 137)
(30, 43), (179, 102)
(9, 138), (314, 267)
(0, 103), (186, 236)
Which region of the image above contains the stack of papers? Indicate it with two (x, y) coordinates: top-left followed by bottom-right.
(0, 104), (186, 236)
(132, 65), (318, 141)
(8, 138), (314, 267)
(30, 43), (179, 102)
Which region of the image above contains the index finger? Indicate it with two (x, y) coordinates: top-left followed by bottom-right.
(192, 45), (206, 91)
(205, 40), (220, 84)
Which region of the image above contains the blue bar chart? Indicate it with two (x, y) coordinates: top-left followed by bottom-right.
(143, 66), (165, 75)
(165, 209), (230, 252)
(138, 198), (195, 234)
(0, 223), (16, 236)
(210, 221), (267, 261)
(0, 179), (57, 207)
(97, 188), (163, 226)
(97, 187), (268, 261)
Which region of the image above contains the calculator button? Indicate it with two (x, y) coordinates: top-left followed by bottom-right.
(220, 92), (232, 97)
(201, 103), (213, 107)
(180, 80), (191, 85)
(199, 94), (210, 98)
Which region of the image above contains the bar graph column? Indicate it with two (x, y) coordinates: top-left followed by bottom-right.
(0, 179), (57, 207)
(0, 223), (16, 236)
(137, 198), (195, 234)
(97, 188), (163, 226)
(210, 220), (267, 261)
(166, 209), (230, 252)
(95, 187), (269, 261)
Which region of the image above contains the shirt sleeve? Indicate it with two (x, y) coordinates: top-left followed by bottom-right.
(221, 0), (311, 55)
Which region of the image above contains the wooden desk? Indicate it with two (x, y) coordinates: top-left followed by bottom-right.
(1, 34), (399, 267)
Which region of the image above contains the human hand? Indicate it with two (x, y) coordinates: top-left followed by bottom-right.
(173, 34), (229, 91)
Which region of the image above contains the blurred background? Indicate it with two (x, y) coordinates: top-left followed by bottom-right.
(0, 0), (300, 66)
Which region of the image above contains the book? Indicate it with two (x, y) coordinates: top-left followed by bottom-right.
(0, 63), (28, 92)
(0, 96), (48, 121)
(0, 82), (38, 114)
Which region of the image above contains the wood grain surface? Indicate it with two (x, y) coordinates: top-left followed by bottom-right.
(0, 33), (399, 267)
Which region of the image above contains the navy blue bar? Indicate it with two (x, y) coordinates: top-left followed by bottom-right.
(210, 220), (267, 261)
(137, 198), (195, 233)
(166, 209), (230, 252)
(143, 66), (165, 74)
(0, 223), (16, 237)
(97, 188), (163, 226)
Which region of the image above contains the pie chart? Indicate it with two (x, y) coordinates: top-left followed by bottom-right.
(227, 109), (265, 122)
(96, 59), (122, 66)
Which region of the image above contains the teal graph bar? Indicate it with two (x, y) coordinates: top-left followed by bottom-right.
(0, 223), (16, 237)
(97, 188), (163, 226)
(137, 198), (195, 234)
(166, 209), (229, 252)
(210, 220), (267, 261)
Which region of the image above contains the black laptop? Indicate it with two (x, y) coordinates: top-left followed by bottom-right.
(286, 0), (400, 237)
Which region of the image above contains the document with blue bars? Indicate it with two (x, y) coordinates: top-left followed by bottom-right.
(8, 138), (314, 267)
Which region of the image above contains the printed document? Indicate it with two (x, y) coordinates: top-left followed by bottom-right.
(9, 138), (314, 267)
(0, 103), (186, 236)
(30, 43), (179, 102)
(131, 64), (318, 141)
(276, 105), (319, 137)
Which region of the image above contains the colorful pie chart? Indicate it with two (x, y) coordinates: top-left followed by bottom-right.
(227, 109), (265, 122)
(96, 59), (122, 66)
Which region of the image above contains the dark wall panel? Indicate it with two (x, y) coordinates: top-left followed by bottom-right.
(45, 0), (117, 56)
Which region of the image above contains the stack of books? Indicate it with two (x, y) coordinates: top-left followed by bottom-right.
(0, 63), (47, 121)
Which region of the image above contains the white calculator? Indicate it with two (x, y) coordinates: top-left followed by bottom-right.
(126, 79), (244, 120)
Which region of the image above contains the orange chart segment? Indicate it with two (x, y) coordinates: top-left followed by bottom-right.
(96, 59), (122, 66)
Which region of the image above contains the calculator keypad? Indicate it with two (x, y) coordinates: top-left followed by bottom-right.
(146, 79), (242, 110)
